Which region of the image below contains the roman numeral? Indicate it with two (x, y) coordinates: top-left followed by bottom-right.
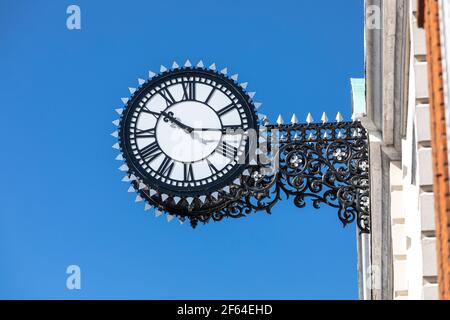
(183, 163), (195, 181)
(216, 142), (237, 159)
(140, 142), (161, 162)
(135, 128), (156, 138)
(142, 107), (160, 119)
(159, 87), (176, 106)
(217, 103), (236, 117)
(157, 156), (175, 177)
(206, 159), (219, 174)
(182, 81), (196, 101)
(205, 87), (216, 105)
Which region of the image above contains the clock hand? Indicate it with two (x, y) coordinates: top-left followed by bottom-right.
(159, 111), (209, 144)
(160, 111), (194, 133)
(191, 127), (243, 134)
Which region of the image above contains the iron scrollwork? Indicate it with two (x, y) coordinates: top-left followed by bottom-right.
(190, 121), (370, 233)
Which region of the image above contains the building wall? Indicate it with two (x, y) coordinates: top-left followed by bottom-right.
(438, 0), (450, 298)
(418, 0), (450, 299)
(397, 4), (438, 299)
(363, 0), (439, 299)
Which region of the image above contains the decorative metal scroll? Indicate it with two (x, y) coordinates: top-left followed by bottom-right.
(185, 121), (370, 233)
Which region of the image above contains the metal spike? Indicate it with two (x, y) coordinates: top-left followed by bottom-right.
(121, 98), (129, 104)
(306, 113), (314, 124)
(336, 112), (344, 123)
(138, 78), (145, 85)
(119, 164), (129, 172)
(160, 65), (167, 73)
(149, 70), (156, 78)
(250, 159), (258, 165)
(184, 60), (192, 68)
(135, 195), (143, 203)
(161, 194), (169, 202)
(242, 169), (251, 176)
(155, 209), (163, 217)
(149, 189), (157, 197)
(308, 133), (314, 141)
(276, 114), (284, 125)
(337, 131), (343, 139)
(321, 112), (328, 123)
(127, 186), (135, 193)
(351, 113), (361, 122)
(323, 131), (329, 139)
(112, 143), (120, 150)
(111, 131), (119, 138)
(122, 175), (131, 182)
(167, 214), (174, 222)
(115, 108), (123, 115)
(112, 119), (120, 126)
(294, 133), (300, 140)
(199, 195), (207, 204)
(138, 182), (146, 190)
(209, 63), (216, 71)
(144, 203), (152, 211)
(128, 87), (136, 94)
(220, 68), (227, 75)
(178, 218), (184, 225)
(291, 113), (298, 124)
(231, 74), (238, 81)
(233, 178), (241, 186)
(115, 154), (124, 161)
(173, 196), (181, 204)
(211, 192), (219, 199)
(186, 197), (194, 205)
(197, 60), (204, 68)
(254, 102), (262, 109)
(248, 92), (256, 99)
(240, 82), (248, 89)
(223, 186), (230, 193)
(172, 61), (179, 69)
(129, 174), (137, 181)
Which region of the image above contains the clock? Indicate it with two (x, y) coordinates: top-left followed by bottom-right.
(113, 61), (261, 224)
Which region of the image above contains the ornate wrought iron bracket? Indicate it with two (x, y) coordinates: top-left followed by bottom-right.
(183, 121), (370, 233)
(113, 62), (370, 233)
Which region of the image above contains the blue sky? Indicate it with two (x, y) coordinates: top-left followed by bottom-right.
(0, 0), (364, 299)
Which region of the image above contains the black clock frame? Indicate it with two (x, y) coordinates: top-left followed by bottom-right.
(119, 67), (258, 198)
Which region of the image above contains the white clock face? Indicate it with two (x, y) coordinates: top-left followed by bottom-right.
(121, 70), (256, 196)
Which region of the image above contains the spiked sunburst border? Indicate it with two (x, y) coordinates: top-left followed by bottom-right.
(111, 60), (265, 225)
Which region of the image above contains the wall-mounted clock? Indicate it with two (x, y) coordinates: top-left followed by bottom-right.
(112, 60), (262, 226)
(112, 61), (370, 232)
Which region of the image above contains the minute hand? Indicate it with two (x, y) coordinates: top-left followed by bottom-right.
(192, 126), (242, 132)
(160, 111), (194, 133)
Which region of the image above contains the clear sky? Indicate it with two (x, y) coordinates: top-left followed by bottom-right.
(0, 0), (364, 299)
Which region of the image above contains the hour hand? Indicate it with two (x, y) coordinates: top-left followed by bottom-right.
(160, 111), (193, 133)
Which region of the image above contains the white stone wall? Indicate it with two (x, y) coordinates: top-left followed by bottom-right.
(390, 2), (438, 300)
